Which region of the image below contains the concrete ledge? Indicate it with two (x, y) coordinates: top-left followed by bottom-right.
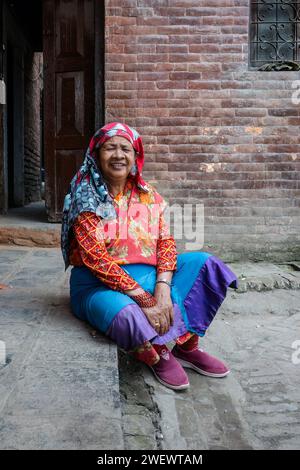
(228, 262), (300, 292)
(0, 226), (60, 247)
(0, 202), (60, 247)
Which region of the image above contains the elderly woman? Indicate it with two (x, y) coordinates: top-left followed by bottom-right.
(61, 122), (237, 391)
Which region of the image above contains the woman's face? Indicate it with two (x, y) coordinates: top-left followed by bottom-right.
(98, 136), (136, 182)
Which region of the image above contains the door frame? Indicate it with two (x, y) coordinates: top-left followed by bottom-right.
(1, 1), (26, 211)
(94, 0), (105, 131)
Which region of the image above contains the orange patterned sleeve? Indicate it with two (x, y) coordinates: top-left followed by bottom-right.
(73, 211), (139, 291)
(156, 201), (177, 274)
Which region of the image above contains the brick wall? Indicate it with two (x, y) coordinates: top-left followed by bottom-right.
(24, 52), (42, 204)
(105, 0), (300, 262)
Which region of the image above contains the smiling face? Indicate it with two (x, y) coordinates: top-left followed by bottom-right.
(97, 135), (136, 184)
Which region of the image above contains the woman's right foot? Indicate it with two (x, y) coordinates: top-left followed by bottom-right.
(172, 344), (230, 378)
(150, 345), (189, 391)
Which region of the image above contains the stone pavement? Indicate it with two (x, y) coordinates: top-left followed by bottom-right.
(141, 288), (300, 450)
(0, 245), (300, 449)
(0, 246), (123, 449)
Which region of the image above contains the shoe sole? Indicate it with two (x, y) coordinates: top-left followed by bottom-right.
(150, 367), (190, 391)
(176, 358), (230, 378)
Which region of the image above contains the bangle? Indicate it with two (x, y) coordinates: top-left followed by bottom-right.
(156, 280), (172, 288)
(130, 291), (157, 308)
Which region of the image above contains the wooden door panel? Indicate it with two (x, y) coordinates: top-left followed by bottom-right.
(56, 71), (84, 136)
(44, 0), (95, 222)
(55, 0), (85, 58)
(55, 149), (84, 212)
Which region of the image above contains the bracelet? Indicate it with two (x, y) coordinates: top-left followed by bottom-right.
(156, 280), (172, 288)
(130, 291), (157, 308)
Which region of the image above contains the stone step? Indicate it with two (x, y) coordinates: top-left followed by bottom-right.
(228, 261), (300, 292)
(0, 225), (60, 247)
(0, 202), (60, 247)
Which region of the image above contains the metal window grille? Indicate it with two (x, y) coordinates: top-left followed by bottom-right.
(250, 1), (300, 66)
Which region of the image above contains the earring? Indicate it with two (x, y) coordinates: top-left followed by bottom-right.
(130, 162), (137, 176)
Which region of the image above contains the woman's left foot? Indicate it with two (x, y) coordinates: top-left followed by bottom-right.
(172, 344), (230, 378)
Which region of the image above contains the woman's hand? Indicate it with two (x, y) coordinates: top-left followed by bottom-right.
(153, 283), (174, 332)
(125, 284), (173, 335)
(141, 303), (171, 336)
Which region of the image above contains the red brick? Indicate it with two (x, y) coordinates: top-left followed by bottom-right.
(169, 72), (200, 80)
(106, 16), (137, 26)
(138, 54), (169, 63)
(155, 7), (187, 16)
(156, 81), (188, 89)
(157, 45), (189, 53)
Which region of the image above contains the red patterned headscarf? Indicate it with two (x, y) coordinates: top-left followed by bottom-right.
(87, 122), (147, 191)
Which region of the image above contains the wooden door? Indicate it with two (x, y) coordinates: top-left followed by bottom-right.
(43, 0), (96, 222)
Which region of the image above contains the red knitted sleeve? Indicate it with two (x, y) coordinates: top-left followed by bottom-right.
(156, 200), (177, 273)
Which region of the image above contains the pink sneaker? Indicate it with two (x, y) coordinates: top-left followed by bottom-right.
(150, 346), (190, 391)
(172, 345), (230, 378)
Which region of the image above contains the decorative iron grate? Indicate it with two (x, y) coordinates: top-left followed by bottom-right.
(250, 1), (300, 65)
